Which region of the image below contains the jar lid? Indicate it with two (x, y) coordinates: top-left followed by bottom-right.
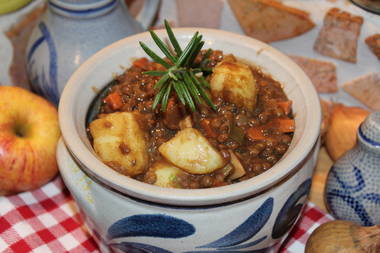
(0, 0), (32, 14)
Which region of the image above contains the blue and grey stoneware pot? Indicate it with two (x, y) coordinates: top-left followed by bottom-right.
(57, 139), (316, 253)
(326, 111), (380, 226)
(57, 29), (322, 252)
(26, 0), (158, 105)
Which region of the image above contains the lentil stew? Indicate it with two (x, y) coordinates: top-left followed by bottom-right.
(86, 50), (294, 189)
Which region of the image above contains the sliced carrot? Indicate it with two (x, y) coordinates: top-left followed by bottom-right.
(247, 117), (295, 140)
(246, 127), (267, 141)
(153, 62), (166, 71)
(166, 97), (176, 111)
(272, 118), (295, 133)
(259, 80), (269, 87)
(277, 100), (292, 115)
(200, 119), (218, 138)
(132, 57), (149, 69)
(104, 92), (123, 110)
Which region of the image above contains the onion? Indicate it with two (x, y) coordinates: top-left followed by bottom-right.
(306, 220), (380, 253)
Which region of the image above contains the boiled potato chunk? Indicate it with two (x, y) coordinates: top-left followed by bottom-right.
(145, 161), (184, 188)
(210, 55), (257, 111)
(89, 112), (149, 176)
(179, 115), (193, 129)
(158, 128), (226, 174)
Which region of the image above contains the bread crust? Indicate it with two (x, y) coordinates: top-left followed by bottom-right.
(365, 33), (380, 60)
(228, 0), (315, 42)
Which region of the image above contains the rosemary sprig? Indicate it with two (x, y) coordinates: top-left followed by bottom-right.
(139, 20), (215, 112)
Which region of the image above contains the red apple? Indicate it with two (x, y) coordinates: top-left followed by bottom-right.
(0, 86), (60, 195)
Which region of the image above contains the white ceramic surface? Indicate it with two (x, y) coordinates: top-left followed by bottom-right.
(58, 28), (321, 252)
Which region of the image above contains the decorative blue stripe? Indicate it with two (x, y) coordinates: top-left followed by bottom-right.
(326, 189), (374, 226)
(361, 193), (380, 204)
(107, 214), (195, 239)
(49, 0), (117, 15)
(27, 35), (45, 62)
(272, 179), (311, 239)
(359, 126), (380, 147)
(38, 22), (59, 105)
(331, 166), (365, 192)
(198, 198), (273, 248)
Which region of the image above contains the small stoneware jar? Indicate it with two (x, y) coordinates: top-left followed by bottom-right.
(26, 0), (159, 105)
(325, 111), (380, 226)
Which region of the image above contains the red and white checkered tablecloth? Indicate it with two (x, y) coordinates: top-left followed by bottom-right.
(0, 176), (333, 253)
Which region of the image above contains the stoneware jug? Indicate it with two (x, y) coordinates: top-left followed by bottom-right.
(325, 111), (380, 226)
(26, 0), (159, 105)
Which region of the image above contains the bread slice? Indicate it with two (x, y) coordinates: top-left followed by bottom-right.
(343, 73), (380, 110)
(314, 8), (363, 63)
(228, 0), (315, 42)
(289, 55), (337, 93)
(365, 33), (380, 60)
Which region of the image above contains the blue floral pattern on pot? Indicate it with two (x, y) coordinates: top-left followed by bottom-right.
(108, 214), (194, 253)
(27, 22), (59, 105)
(272, 178), (311, 239)
(107, 198), (273, 253)
(195, 198), (273, 251)
(108, 214), (195, 239)
(325, 112), (380, 226)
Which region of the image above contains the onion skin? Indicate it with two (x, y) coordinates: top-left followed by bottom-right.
(305, 220), (380, 253)
(325, 104), (370, 161)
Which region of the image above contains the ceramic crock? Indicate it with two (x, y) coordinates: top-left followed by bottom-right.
(58, 28), (322, 252)
(26, 0), (159, 105)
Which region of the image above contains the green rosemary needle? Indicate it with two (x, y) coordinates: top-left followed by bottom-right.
(139, 20), (216, 112)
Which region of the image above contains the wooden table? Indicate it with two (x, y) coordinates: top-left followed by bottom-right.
(309, 146), (334, 212)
